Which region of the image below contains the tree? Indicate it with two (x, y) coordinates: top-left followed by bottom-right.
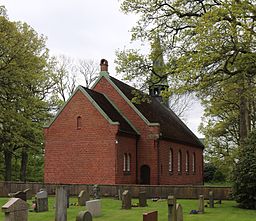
(117, 0), (256, 142)
(0, 8), (56, 181)
(233, 129), (256, 209)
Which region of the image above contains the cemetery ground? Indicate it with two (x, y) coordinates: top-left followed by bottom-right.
(1, 197), (256, 221)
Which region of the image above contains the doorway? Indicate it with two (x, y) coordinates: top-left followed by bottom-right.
(140, 165), (150, 184)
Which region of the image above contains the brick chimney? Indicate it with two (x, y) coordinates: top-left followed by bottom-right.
(100, 59), (108, 72)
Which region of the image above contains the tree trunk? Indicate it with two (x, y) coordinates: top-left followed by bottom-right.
(20, 148), (28, 182)
(239, 94), (250, 146)
(4, 150), (12, 181)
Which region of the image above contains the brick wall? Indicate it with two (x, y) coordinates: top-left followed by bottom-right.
(44, 90), (119, 184)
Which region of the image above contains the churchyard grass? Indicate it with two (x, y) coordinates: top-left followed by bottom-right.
(0, 196), (256, 221)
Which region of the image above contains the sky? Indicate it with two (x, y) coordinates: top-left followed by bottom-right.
(2, 0), (204, 137)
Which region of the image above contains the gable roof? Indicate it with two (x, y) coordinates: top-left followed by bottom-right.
(82, 87), (138, 136)
(109, 76), (204, 148)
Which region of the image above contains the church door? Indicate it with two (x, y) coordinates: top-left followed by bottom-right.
(140, 165), (150, 184)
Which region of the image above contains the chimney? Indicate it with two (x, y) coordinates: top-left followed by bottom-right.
(100, 59), (108, 72)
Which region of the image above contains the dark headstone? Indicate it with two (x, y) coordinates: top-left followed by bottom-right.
(167, 195), (176, 221)
(139, 191), (147, 207)
(122, 190), (131, 209)
(209, 191), (214, 208)
(76, 211), (92, 221)
(9, 191), (27, 202)
(2, 198), (28, 221)
(35, 190), (48, 212)
(143, 211), (158, 221)
(23, 188), (32, 200)
(93, 185), (100, 199)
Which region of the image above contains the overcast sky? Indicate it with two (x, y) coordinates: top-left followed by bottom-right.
(2, 0), (204, 137)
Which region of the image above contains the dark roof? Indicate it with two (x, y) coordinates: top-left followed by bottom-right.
(110, 76), (204, 148)
(82, 87), (138, 136)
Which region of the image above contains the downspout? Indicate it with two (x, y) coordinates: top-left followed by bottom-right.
(136, 136), (139, 184)
(157, 138), (160, 185)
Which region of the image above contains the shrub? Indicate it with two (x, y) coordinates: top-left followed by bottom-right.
(232, 130), (256, 209)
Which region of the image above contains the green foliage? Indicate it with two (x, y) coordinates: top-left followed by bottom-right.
(233, 130), (256, 209)
(204, 163), (226, 183)
(0, 8), (57, 181)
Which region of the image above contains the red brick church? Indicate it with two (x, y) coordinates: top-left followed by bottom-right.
(44, 59), (204, 185)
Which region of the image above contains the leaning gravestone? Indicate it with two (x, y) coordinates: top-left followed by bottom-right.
(139, 191), (147, 207)
(176, 203), (183, 221)
(55, 186), (67, 221)
(143, 211), (158, 221)
(209, 191), (214, 208)
(78, 190), (90, 206)
(198, 195), (204, 214)
(35, 190), (48, 212)
(23, 188), (32, 200)
(86, 199), (101, 217)
(2, 198), (28, 221)
(76, 211), (92, 221)
(9, 191), (26, 202)
(167, 195), (177, 221)
(122, 190), (131, 209)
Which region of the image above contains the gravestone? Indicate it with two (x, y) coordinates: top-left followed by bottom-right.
(92, 185), (100, 199)
(209, 191), (214, 208)
(78, 190), (90, 206)
(143, 211), (158, 221)
(35, 190), (48, 212)
(23, 189), (32, 200)
(167, 195), (176, 221)
(2, 198), (28, 221)
(55, 186), (67, 221)
(139, 191), (147, 207)
(176, 203), (183, 221)
(86, 199), (101, 217)
(76, 211), (92, 221)
(9, 191), (26, 202)
(122, 190), (131, 209)
(198, 195), (204, 214)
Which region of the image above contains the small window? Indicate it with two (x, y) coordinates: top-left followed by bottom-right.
(77, 116), (82, 129)
(186, 151), (189, 174)
(127, 154), (131, 172)
(169, 148), (173, 173)
(192, 152), (196, 174)
(123, 153), (127, 171)
(178, 150), (182, 174)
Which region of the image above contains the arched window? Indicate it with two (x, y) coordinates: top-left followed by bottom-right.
(178, 150), (182, 173)
(169, 148), (173, 172)
(123, 153), (127, 171)
(77, 116), (82, 129)
(127, 154), (131, 172)
(192, 152), (196, 173)
(186, 151), (189, 173)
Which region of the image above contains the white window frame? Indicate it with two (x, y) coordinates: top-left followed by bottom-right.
(178, 150), (182, 173)
(169, 148), (173, 172)
(186, 151), (189, 173)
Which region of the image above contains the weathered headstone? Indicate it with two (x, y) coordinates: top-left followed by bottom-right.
(86, 199), (101, 217)
(76, 211), (92, 221)
(2, 198), (28, 221)
(93, 185), (100, 199)
(55, 186), (67, 221)
(198, 195), (204, 214)
(176, 203), (183, 221)
(167, 195), (176, 221)
(35, 190), (48, 212)
(122, 190), (131, 209)
(209, 191), (214, 208)
(143, 211), (158, 221)
(78, 190), (90, 206)
(23, 189), (32, 200)
(139, 191), (147, 207)
(9, 191), (26, 202)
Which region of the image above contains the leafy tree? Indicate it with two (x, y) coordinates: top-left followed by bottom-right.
(0, 7), (56, 181)
(233, 129), (256, 209)
(117, 0), (256, 144)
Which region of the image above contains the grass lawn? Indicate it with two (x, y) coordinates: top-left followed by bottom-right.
(0, 197), (255, 221)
